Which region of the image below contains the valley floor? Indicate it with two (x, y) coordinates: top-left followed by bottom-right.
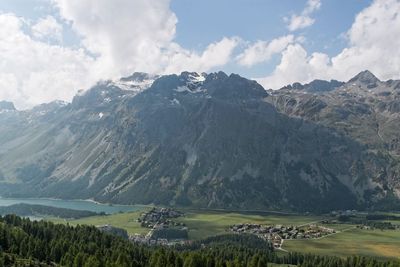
(283, 227), (400, 259)
(48, 207), (400, 260)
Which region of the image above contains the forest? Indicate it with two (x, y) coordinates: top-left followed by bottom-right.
(0, 204), (102, 219)
(0, 215), (399, 266)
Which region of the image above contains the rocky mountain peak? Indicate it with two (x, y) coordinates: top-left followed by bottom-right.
(120, 72), (155, 82)
(71, 82), (128, 109)
(348, 70), (380, 86)
(281, 79), (344, 93)
(179, 72), (207, 90)
(204, 72), (267, 100)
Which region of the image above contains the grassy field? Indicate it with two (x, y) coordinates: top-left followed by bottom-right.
(47, 208), (400, 259)
(174, 210), (323, 240)
(49, 209), (149, 235)
(48, 208), (322, 238)
(283, 227), (400, 259)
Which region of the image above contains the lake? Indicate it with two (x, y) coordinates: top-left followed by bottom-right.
(0, 197), (143, 214)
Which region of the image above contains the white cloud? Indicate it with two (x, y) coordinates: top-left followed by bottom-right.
(257, 44), (330, 89)
(31, 15), (63, 42)
(53, 0), (177, 77)
(286, 15), (315, 32)
(236, 35), (294, 67)
(332, 0), (400, 80)
(0, 0), (239, 109)
(0, 13), (95, 109)
(259, 0), (400, 89)
(286, 0), (321, 31)
(163, 37), (240, 74)
(304, 0), (322, 14)
(4, 0), (398, 108)
(0, 73), (19, 102)
(53, 0), (238, 77)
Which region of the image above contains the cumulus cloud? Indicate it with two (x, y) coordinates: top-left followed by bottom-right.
(285, 0), (321, 31)
(0, 13), (95, 109)
(0, 0), (239, 109)
(303, 0), (322, 14)
(53, 0), (177, 77)
(259, 0), (400, 89)
(236, 35), (294, 67)
(163, 37), (240, 74)
(257, 44), (331, 89)
(332, 0), (400, 80)
(2, 0), (398, 108)
(53, 0), (238, 77)
(31, 15), (63, 43)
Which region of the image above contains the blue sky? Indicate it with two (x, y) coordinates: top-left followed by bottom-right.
(0, 0), (399, 108)
(172, 0), (366, 51)
(2, 0), (371, 61)
(171, 0), (372, 76)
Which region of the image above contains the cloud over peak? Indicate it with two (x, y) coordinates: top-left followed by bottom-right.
(1, 0), (400, 108)
(236, 35), (295, 67)
(31, 15), (63, 43)
(258, 0), (400, 89)
(0, 0), (239, 109)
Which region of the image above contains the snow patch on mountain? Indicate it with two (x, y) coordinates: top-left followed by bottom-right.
(174, 86), (205, 94)
(113, 72), (159, 94)
(174, 72), (207, 93)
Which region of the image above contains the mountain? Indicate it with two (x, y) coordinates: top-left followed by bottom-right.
(348, 70), (380, 87)
(280, 79), (345, 94)
(112, 72), (159, 94)
(0, 71), (399, 212)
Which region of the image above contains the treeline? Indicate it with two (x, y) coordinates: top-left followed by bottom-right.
(0, 204), (103, 219)
(337, 215), (399, 230)
(297, 254), (400, 267)
(366, 214), (400, 221)
(178, 234), (273, 251)
(0, 252), (53, 267)
(151, 228), (188, 240)
(0, 215), (399, 267)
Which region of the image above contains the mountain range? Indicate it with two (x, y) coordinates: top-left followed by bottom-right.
(0, 70), (399, 212)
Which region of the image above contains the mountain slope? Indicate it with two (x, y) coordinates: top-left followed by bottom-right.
(0, 71), (399, 212)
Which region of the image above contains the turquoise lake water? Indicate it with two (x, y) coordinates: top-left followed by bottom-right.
(0, 197), (142, 214)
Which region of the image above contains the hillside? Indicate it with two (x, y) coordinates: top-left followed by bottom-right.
(0, 71), (399, 212)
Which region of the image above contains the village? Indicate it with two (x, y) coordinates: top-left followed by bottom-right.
(130, 207), (189, 246)
(96, 206), (400, 253)
(124, 207), (338, 249)
(137, 207), (185, 228)
(229, 223), (336, 249)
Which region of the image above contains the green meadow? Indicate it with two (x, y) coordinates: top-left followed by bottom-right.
(49, 209), (150, 235)
(174, 210), (323, 240)
(48, 208), (400, 259)
(283, 227), (400, 259)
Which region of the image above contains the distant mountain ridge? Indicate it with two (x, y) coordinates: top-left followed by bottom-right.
(0, 70), (399, 212)
(280, 79), (345, 93)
